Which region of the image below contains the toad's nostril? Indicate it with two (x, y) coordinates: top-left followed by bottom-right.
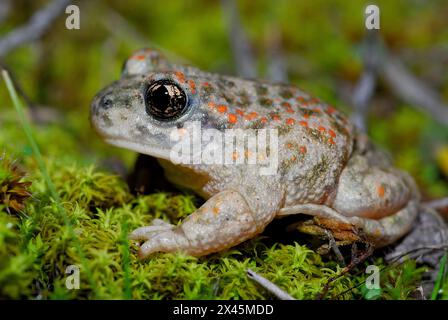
(100, 95), (113, 109)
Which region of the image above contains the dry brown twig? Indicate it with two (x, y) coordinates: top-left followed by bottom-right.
(221, 0), (256, 78)
(423, 197), (448, 211)
(379, 53), (448, 125)
(266, 26), (288, 83)
(0, 0), (70, 119)
(246, 269), (296, 300)
(0, 0), (70, 58)
(351, 31), (380, 133)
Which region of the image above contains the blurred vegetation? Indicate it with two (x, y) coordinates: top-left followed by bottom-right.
(0, 0), (447, 299)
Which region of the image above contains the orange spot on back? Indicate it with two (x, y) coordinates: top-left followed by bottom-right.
(217, 105), (228, 113)
(318, 126), (326, 132)
(213, 207), (220, 216)
(133, 54), (146, 60)
(327, 106), (336, 114)
(299, 120), (308, 127)
(174, 71), (186, 83)
(245, 112), (258, 120)
(377, 185), (385, 198)
(208, 102), (216, 109)
(188, 79), (196, 94)
(260, 117), (268, 123)
(228, 113), (237, 124)
(328, 129), (336, 138)
(286, 118), (295, 125)
(272, 114), (281, 121)
(300, 146), (307, 154)
(328, 137), (335, 145)
(282, 102), (294, 113)
(236, 109), (245, 116)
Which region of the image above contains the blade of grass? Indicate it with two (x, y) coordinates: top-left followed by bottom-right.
(431, 252), (447, 300)
(2, 69), (98, 298)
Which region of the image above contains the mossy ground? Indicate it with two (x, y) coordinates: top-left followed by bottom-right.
(0, 107), (429, 300)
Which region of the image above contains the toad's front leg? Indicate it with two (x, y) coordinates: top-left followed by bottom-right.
(130, 186), (283, 258)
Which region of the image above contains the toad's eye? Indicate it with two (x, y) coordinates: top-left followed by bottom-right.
(145, 80), (187, 121)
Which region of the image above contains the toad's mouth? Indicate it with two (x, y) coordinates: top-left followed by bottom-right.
(105, 138), (172, 161)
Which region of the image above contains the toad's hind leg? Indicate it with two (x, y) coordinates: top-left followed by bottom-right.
(278, 151), (419, 247)
(332, 153), (420, 246)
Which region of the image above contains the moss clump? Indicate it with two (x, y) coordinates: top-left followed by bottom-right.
(0, 212), (42, 299)
(0, 154), (32, 213)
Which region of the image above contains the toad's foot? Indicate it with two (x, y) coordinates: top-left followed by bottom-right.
(129, 219), (174, 240)
(131, 187), (282, 258)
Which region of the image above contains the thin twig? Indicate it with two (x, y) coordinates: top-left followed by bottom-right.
(0, 0), (70, 58)
(352, 34), (448, 127)
(423, 198), (448, 211)
(324, 230), (345, 265)
(100, 5), (192, 66)
(333, 245), (448, 299)
(317, 242), (374, 300)
(221, 0), (256, 78)
(379, 50), (448, 126)
(246, 269), (296, 300)
(351, 31), (380, 133)
(266, 26), (288, 83)
(385, 245), (448, 263)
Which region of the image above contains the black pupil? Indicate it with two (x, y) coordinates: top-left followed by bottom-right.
(145, 80), (187, 120)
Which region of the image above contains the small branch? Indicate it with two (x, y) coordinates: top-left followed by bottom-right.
(221, 0), (256, 78)
(246, 269), (295, 300)
(386, 245), (448, 264)
(0, 0), (70, 58)
(423, 198), (448, 211)
(324, 229), (345, 265)
(266, 26), (288, 83)
(379, 50), (448, 126)
(351, 34), (448, 127)
(334, 246), (448, 300)
(100, 5), (192, 66)
(351, 31), (380, 133)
